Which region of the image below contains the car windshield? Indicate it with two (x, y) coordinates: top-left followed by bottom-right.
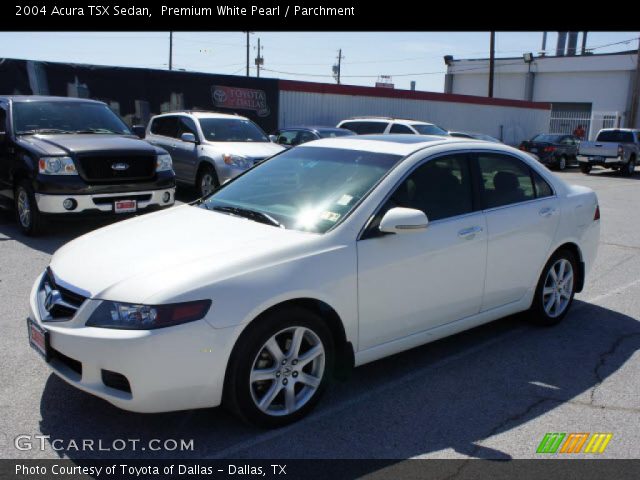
(532, 134), (563, 143)
(411, 124), (449, 135)
(12, 101), (132, 135)
(317, 129), (355, 138)
(198, 118), (269, 142)
(201, 146), (402, 233)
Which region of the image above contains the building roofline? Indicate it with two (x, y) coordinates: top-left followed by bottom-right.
(451, 49), (637, 63)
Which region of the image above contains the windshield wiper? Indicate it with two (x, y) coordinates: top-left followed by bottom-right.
(17, 128), (70, 135)
(74, 128), (116, 134)
(210, 205), (284, 228)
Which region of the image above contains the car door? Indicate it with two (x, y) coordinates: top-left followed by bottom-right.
(0, 106), (10, 198)
(357, 153), (487, 349)
(475, 152), (560, 311)
(171, 116), (200, 181)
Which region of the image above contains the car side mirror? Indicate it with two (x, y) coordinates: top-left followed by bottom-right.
(131, 125), (146, 138)
(379, 207), (428, 234)
(181, 132), (198, 144)
(269, 135), (278, 143)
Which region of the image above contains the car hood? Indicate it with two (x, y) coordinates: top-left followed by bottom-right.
(49, 205), (319, 303)
(202, 141), (285, 159)
(16, 134), (162, 156)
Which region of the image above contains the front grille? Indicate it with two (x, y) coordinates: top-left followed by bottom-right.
(41, 268), (87, 321)
(77, 155), (156, 183)
(92, 194), (152, 206)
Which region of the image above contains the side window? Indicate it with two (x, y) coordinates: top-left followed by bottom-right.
(297, 131), (317, 144)
(177, 116), (198, 139)
(532, 170), (553, 198)
(340, 121), (387, 134)
(277, 130), (298, 146)
(150, 117), (178, 138)
(477, 153), (535, 209)
(389, 123), (414, 134)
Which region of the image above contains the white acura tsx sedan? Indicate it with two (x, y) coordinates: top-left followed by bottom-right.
(28, 135), (600, 427)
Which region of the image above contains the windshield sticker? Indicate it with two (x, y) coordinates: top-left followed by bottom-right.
(337, 194), (353, 206)
(321, 211), (341, 222)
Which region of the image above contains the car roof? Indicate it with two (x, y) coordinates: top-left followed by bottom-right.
(151, 111), (249, 121)
(0, 95), (104, 104)
(300, 134), (490, 155)
(339, 117), (435, 126)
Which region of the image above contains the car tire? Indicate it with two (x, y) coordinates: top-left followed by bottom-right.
(224, 306), (335, 428)
(196, 164), (219, 198)
(14, 180), (46, 236)
(580, 164), (592, 174)
(557, 155), (567, 171)
(527, 249), (578, 327)
(622, 157), (636, 177)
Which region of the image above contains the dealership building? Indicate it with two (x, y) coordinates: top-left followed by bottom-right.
(445, 50), (639, 139)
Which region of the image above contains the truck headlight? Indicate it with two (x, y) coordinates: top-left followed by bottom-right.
(86, 300), (211, 330)
(156, 154), (173, 172)
(38, 156), (78, 175)
(222, 154), (251, 169)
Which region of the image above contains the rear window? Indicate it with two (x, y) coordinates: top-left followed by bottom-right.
(596, 130), (634, 143)
(340, 121), (388, 135)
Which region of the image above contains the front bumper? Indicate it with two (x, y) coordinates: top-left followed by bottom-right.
(28, 272), (241, 413)
(35, 188), (175, 214)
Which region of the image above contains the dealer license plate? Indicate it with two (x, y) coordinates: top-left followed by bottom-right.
(114, 199), (137, 213)
(27, 318), (50, 361)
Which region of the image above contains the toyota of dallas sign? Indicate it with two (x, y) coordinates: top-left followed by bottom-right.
(211, 85), (270, 117)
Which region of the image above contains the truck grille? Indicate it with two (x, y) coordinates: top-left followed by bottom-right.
(77, 155), (156, 183)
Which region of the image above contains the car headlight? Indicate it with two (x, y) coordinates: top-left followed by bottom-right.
(156, 153), (173, 172)
(38, 156), (78, 175)
(86, 300), (211, 330)
(222, 154), (251, 169)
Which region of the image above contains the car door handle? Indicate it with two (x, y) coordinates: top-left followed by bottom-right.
(539, 207), (557, 217)
(458, 226), (483, 239)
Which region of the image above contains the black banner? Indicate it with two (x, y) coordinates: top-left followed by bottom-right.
(0, 59), (280, 133)
(2, 459), (640, 480)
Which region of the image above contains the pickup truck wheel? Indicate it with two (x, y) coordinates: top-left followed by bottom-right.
(196, 164), (219, 198)
(225, 306), (334, 428)
(557, 155), (567, 171)
(14, 180), (45, 236)
(527, 249), (577, 326)
(623, 157), (636, 177)
(580, 164), (592, 174)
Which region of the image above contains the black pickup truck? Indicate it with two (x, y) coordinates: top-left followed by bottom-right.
(0, 96), (175, 235)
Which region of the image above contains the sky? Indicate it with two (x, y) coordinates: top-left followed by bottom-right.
(0, 31), (638, 92)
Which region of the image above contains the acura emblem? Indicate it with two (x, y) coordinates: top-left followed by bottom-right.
(44, 289), (63, 312)
(111, 162), (130, 171)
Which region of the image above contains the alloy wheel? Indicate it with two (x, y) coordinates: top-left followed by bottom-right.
(17, 188), (31, 229)
(200, 173), (215, 196)
(542, 258), (574, 318)
(249, 326), (325, 417)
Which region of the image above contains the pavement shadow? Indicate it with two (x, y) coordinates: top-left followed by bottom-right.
(36, 299), (640, 463)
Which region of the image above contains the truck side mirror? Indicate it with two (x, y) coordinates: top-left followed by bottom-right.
(131, 125), (146, 139)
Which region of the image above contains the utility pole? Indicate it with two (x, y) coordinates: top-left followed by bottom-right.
(169, 31), (173, 71)
(488, 31), (495, 98)
(246, 31), (250, 76)
(255, 38), (264, 78)
(332, 49), (344, 84)
(628, 38), (640, 128)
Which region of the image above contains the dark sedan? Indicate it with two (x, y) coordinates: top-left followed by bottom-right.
(519, 134), (580, 170)
(272, 126), (355, 148)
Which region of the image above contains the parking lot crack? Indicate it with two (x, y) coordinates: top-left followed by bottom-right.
(590, 332), (640, 405)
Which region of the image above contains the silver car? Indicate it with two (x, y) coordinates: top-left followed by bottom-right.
(146, 112), (285, 197)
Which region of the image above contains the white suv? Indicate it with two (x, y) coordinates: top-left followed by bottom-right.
(337, 117), (449, 136)
(146, 112), (285, 197)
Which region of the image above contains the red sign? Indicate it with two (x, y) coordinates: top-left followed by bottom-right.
(211, 85), (271, 117)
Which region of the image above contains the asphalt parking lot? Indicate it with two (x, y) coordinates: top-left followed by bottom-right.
(0, 168), (639, 462)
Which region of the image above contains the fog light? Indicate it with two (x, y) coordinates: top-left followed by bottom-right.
(63, 198), (77, 211)
(162, 192), (171, 203)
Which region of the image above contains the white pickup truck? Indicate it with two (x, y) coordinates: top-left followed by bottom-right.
(577, 128), (639, 176)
